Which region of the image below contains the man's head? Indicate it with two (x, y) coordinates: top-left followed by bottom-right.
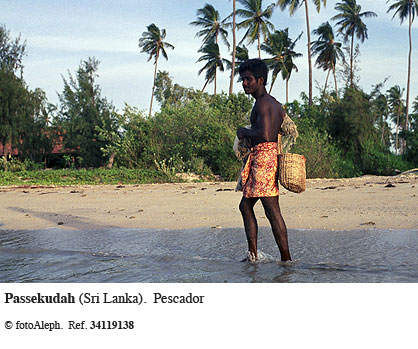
(239, 59), (268, 86)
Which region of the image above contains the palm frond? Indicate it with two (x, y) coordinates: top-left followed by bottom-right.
(138, 23), (174, 63)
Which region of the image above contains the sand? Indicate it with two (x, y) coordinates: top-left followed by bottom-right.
(0, 174), (417, 231)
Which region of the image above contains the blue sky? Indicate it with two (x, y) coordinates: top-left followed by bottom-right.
(2, 0), (417, 113)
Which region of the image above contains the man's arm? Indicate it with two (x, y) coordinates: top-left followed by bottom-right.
(237, 100), (272, 142)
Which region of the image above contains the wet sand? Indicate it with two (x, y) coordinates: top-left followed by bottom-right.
(0, 175), (417, 231)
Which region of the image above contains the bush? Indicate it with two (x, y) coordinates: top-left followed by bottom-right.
(360, 140), (409, 175)
(151, 96), (246, 180)
(97, 105), (155, 169)
(291, 118), (341, 178)
(403, 113), (418, 166)
(334, 152), (362, 178)
(0, 168), (174, 186)
(0, 156), (43, 172)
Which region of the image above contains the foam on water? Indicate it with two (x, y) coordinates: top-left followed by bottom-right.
(1, 227), (417, 282)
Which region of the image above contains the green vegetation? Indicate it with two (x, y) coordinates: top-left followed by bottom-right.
(261, 28), (302, 102)
(1, 24), (54, 164)
(277, 0), (327, 105)
(1, 0), (418, 186)
(138, 23), (174, 117)
(98, 89), (253, 181)
(332, 0), (377, 89)
(387, 0), (418, 135)
(0, 168), (173, 186)
(236, 0), (276, 58)
(311, 22), (343, 97)
(57, 57), (118, 168)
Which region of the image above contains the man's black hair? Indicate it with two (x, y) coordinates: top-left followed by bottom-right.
(238, 59), (268, 86)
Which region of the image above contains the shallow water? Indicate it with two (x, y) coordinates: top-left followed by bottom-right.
(0, 227), (417, 282)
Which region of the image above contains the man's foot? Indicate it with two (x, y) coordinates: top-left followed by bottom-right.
(241, 251), (258, 262)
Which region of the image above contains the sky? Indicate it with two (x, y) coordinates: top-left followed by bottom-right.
(2, 0), (417, 114)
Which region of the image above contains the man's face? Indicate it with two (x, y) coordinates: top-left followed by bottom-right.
(241, 70), (261, 95)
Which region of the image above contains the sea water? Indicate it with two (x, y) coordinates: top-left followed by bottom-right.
(1, 227), (417, 283)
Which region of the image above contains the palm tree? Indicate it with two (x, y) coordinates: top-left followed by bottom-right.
(375, 94), (391, 146)
(190, 3), (230, 48)
(387, 0), (418, 135)
(370, 87), (391, 146)
(311, 22), (344, 97)
(276, 0), (327, 106)
(138, 23), (174, 117)
(229, 0), (237, 95)
(387, 85), (405, 154)
(226, 45), (249, 77)
(332, 0), (377, 89)
(370, 79), (392, 146)
(261, 29), (302, 102)
(236, 0), (276, 58)
(197, 42), (228, 95)
(281, 40), (303, 104)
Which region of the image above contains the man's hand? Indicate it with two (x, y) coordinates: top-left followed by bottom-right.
(237, 127), (247, 139)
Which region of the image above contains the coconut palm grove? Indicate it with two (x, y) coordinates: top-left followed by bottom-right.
(1, 0), (418, 185)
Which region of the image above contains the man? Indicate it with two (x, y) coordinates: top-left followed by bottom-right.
(236, 59), (291, 262)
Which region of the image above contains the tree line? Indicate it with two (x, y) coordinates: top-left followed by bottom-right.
(139, 0), (417, 155)
(1, 0), (418, 179)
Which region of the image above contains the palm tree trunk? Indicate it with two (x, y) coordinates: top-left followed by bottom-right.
(258, 31), (261, 59)
(405, 10), (412, 133)
(304, 0), (313, 105)
(149, 52), (159, 117)
(269, 75), (277, 94)
(395, 111), (400, 155)
(229, 0), (236, 95)
(202, 78), (209, 93)
(332, 62), (339, 99)
(350, 33), (354, 88)
(215, 34), (218, 96)
(214, 68), (217, 96)
(286, 78), (289, 104)
(381, 119), (385, 145)
(323, 69), (331, 95)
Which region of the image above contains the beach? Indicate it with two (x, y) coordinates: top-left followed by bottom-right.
(1, 174), (417, 231)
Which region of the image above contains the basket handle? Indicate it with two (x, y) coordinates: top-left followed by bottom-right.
(277, 134), (283, 154)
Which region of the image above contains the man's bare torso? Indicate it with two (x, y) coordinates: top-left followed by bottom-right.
(249, 94), (284, 147)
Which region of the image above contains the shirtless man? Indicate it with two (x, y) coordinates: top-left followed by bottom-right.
(236, 59), (291, 262)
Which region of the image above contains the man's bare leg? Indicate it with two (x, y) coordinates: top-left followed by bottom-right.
(260, 196), (291, 261)
(239, 197), (259, 260)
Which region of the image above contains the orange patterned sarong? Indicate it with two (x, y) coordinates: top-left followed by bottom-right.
(241, 142), (279, 198)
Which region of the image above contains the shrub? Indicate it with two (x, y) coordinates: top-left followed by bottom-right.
(152, 96), (244, 180)
(360, 140), (410, 175)
(0, 156), (43, 172)
(291, 118), (340, 178)
(0, 168), (173, 186)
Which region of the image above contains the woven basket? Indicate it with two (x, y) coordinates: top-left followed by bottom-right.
(277, 135), (306, 193)
(278, 153), (306, 193)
